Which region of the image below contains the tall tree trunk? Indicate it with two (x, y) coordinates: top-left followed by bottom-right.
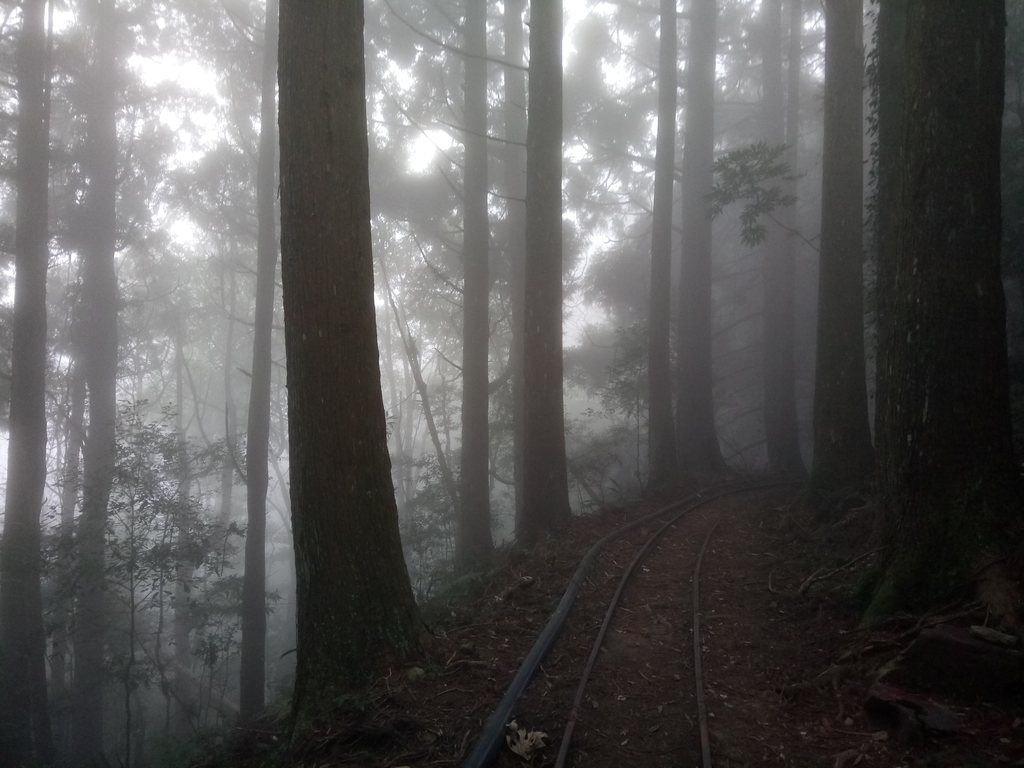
(810, 0), (874, 491)
(240, 0), (278, 723)
(503, 0), (528, 531)
(171, 319), (195, 738)
(61, 366), (86, 522)
(456, 0), (493, 568)
(278, 0), (420, 717)
(71, 0), (120, 762)
(381, 308), (410, 522)
(675, 0), (724, 472)
(872, 0), (907, 489)
(871, 0), (1019, 617)
(520, 0), (571, 544)
(219, 266), (237, 531)
(388, 292), (462, 518)
(781, 0), (801, 430)
(647, 0), (678, 485)
(760, 0), (805, 476)
(53, 360), (85, 759)
(0, 0), (52, 762)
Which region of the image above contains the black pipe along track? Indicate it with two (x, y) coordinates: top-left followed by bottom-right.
(461, 478), (791, 768)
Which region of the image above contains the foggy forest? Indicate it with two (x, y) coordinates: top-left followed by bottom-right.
(0, 0), (1022, 766)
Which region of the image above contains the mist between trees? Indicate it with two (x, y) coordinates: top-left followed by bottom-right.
(0, 0), (1022, 765)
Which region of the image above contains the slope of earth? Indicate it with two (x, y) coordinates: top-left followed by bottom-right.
(200, 480), (1024, 768)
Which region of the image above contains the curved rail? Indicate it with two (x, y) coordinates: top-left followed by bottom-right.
(693, 519), (721, 768)
(553, 490), (736, 767)
(461, 478), (787, 768)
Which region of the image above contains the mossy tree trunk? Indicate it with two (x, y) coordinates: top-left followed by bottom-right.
(871, 0), (1019, 618)
(278, 0), (421, 719)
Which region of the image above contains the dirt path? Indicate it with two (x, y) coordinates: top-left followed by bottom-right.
(209, 483), (1024, 768)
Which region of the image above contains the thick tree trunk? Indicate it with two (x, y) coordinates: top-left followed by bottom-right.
(810, 0), (874, 490)
(675, 0), (724, 472)
(0, 0), (51, 762)
(760, 0), (805, 476)
(456, 0), (494, 568)
(71, 0), (120, 762)
(871, 0), (1019, 617)
(520, 0), (571, 544)
(279, 0), (420, 718)
(241, 0), (278, 723)
(503, 0), (528, 531)
(646, 0), (678, 486)
(871, 0), (906, 483)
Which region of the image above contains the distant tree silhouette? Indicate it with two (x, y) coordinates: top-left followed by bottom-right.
(240, 0), (278, 724)
(456, 0), (494, 568)
(72, 0), (121, 761)
(0, 0), (53, 761)
(810, 0), (874, 492)
(675, 0), (725, 473)
(759, 0), (805, 477)
(647, 0), (678, 485)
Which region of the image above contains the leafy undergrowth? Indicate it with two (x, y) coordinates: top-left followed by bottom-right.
(194, 480), (1024, 768)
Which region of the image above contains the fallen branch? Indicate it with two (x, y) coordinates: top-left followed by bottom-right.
(799, 548), (883, 596)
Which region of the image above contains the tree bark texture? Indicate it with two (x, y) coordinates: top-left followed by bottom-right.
(675, 0), (724, 473)
(760, 0), (805, 476)
(71, 0), (120, 761)
(278, 0), (420, 718)
(520, 0), (572, 544)
(646, 0), (678, 486)
(811, 0), (874, 490)
(456, 0), (494, 568)
(0, 0), (52, 762)
(503, 0), (528, 533)
(872, 0), (1019, 616)
(241, 0), (278, 723)
(872, 0), (906, 474)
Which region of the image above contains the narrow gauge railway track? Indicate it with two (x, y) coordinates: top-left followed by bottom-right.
(462, 480), (797, 768)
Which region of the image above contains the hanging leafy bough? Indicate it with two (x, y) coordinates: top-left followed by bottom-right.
(707, 141), (797, 247)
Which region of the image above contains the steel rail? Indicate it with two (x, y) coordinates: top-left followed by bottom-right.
(693, 519), (721, 768)
(553, 490), (740, 767)
(460, 477), (784, 768)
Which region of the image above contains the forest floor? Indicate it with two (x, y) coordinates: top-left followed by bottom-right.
(207, 479), (1024, 768)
